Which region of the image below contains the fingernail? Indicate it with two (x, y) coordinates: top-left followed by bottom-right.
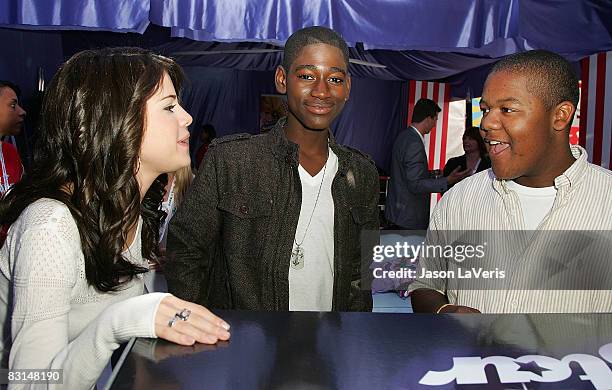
(185, 337), (195, 344)
(221, 322), (230, 330)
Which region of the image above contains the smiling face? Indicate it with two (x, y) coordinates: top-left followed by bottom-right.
(138, 72), (192, 181)
(275, 43), (350, 131)
(0, 87), (26, 136)
(479, 70), (565, 185)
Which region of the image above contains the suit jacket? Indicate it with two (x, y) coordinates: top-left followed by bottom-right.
(385, 127), (447, 229)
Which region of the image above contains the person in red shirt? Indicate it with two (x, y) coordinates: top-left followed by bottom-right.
(0, 81), (26, 195)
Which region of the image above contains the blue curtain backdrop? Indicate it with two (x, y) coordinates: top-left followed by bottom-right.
(0, 27), (63, 167)
(0, 26), (407, 171)
(180, 66), (406, 172)
(180, 67), (277, 160)
(2, 0), (610, 170)
(330, 77), (407, 173)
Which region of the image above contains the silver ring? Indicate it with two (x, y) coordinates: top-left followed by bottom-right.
(176, 308), (191, 321)
(168, 316), (178, 328)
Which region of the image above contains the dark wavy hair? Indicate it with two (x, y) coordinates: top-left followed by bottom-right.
(0, 47), (184, 292)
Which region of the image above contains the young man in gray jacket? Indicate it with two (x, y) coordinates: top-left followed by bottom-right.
(165, 26), (379, 312)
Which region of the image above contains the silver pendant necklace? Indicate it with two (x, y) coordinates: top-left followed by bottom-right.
(291, 148), (329, 270)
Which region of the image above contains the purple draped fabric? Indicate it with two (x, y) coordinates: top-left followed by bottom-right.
(149, 0), (611, 58)
(151, 39), (501, 97)
(154, 40), (284, 71)
(2, 0), (610, 170)
(0, 0), (150, 32)
(2, 0), (610, 57)
(519, 0), (612, 59)
(151, 0), (520, 53)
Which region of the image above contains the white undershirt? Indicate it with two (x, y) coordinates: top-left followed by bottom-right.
(506, 180), (557, 230)
(289, 147), (338, 311)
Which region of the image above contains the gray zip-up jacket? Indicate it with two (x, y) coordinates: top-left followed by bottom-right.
(165, 120), (379, 311)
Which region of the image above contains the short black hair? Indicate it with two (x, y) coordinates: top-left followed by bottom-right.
(282, 26), (350, 72)
(490, 50), (579, 111)
(412, 98), (441, 123)
(0, 80), (21, 97)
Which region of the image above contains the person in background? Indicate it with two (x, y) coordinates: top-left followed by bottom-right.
(0, 47), (229, 388)
(160, 165), (194, 250)
(385, 98), (470, 230)
(145, 165), (195, 293)
(194, 123), (216, 168)
(443, 126), (490, 187)
(0, 81), (26, 196)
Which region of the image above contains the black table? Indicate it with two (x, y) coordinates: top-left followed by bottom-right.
(107, 311), (612, 389)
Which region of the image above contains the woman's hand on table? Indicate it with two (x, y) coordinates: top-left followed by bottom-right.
(154, 295), (231, 345)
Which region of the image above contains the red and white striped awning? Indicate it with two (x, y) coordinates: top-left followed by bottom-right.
(579, 51), (612, 170)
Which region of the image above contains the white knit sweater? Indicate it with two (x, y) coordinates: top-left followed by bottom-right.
(0, 199), (169, 389)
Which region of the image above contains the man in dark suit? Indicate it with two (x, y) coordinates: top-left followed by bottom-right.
(385, 98), (469, 229)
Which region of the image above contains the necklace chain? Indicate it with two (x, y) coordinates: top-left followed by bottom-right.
(294, 148), (329, 248)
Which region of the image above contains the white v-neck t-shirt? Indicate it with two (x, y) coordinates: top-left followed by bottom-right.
(506, 180), (557, 230)
(289, 147), (338, 311)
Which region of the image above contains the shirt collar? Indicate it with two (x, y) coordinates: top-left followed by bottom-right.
(270, 117), (350, 172)
(554, 145), (589, 189)
(409, 126), (425, 145)
(492, 145), (589, 195)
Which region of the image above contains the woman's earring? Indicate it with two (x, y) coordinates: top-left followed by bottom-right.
(136, 157), (141, 173)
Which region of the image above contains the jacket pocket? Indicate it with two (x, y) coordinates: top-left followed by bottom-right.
(217, 193), (272, 262)
(218, 193), (272, 218)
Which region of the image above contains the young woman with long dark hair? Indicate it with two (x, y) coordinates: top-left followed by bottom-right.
(0, 47), (230, 388)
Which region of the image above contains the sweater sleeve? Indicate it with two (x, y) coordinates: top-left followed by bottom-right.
(8, 225), (169, 390)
